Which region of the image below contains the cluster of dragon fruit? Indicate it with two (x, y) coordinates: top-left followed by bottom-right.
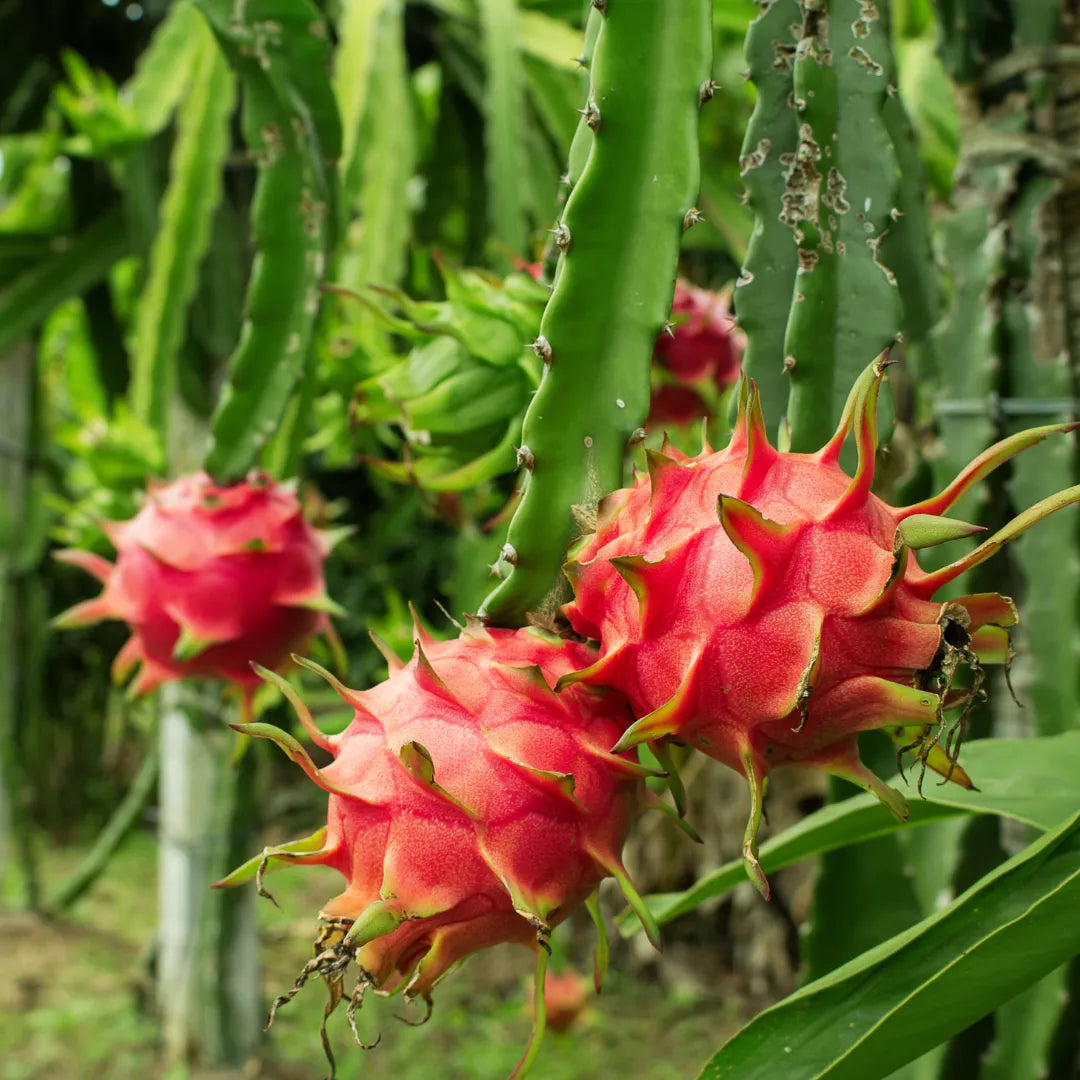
(58, 327), (1079, 1074)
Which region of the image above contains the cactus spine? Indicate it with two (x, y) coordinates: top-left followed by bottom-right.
(480, 0), (713, 626)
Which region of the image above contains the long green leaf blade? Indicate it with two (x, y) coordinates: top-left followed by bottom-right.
(697, 807), (1080, 1080)
(621, 732), (1080, 933)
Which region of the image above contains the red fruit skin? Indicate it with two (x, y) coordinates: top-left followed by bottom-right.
(649, 280), (744, 426)
(285, 628), (641, 1000)
(54, 471), (336, 700)
(561, 363), (1068, 888)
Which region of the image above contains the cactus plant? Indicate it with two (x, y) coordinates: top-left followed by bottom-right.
(480, 0), (714, 626)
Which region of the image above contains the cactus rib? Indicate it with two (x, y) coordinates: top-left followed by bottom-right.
(480, 0), (713, 626)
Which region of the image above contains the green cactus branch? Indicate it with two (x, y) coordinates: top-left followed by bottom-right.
(783, 0), (903, 452)
(129, 17), (234, 437)
(195, 0), (342, 483)
(732, 0), (802, 434)
(479, 0), (713, 627)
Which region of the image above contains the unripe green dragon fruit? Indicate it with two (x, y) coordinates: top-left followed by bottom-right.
(561, 359), (1080, 896)
(53, 471), (343, 710)
(351, 262), (743, 490)
(350, 258), (548, 491)
(221, 624), (660, 1076)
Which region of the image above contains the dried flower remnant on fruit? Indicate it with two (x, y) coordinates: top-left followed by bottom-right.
(218, 626), (664, 1077)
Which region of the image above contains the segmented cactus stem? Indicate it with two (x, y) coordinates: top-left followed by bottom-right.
(480, 0), (713, 626)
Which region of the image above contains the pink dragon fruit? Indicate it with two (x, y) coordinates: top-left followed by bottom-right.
(562, 359), (1080, 895)
(220, 623), (660, 1076)
(650, 279), (743, 427)
(54, 471), (343, 709)
(527, 968), (589, 1034)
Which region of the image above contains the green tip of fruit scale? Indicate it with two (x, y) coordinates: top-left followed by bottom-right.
(585, 892), (610, 994)
(649, 742), (687, 818)
(172, 624), (219, 662)
(608, 861), (662, 952)
(250, 660), (334, 752)
(717, 495), (795, 606)
(610, 697), (684, 753)
(897, 514), (985, 550)
(740, 748), (770, 901)
(230, 719), (350, 797)
(897, 421), (1080, 520)
(345, 898), (406, 947)
(290, 591), (348, 618)
(913, 484), (1080, 596)
(508, 947), (549, 1080)
(290, 652), (363, 713)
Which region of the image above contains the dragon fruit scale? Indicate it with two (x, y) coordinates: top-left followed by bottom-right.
(53, 471), (344, 710)
(561, 359), (1080, 897)
(220, 623), (660, 1077)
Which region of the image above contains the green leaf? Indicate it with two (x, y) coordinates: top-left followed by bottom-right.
(697, 807), (1080, 1080)
(620, 732), (1080, 934)
(128, 19), (235, 434)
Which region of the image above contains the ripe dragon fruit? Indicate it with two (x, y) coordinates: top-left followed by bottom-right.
(220, 623), (663, 1077)
(561, 359), (1080, 896)
(527, 968), (589, 1034)
(650, 279), (744, 427)
(53, 471), (343, 710)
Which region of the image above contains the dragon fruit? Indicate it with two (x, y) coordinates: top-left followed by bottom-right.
(562, 359), (1080, 896)
(650, 279), (743, 427)
(220, 623), (660, 1076)
(53, 470), (343, 710)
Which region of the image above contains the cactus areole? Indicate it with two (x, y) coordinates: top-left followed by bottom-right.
(562, 360), (1080, 895)
(54, 471), (343, 709)
(221, 626), (660, 1076)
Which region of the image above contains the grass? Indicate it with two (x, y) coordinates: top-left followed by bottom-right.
(1, 830), (744, 1080)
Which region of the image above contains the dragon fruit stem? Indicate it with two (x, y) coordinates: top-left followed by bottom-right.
(480, 0), (713, 626)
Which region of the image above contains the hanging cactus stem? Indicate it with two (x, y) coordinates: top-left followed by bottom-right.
(480, 0), (713, 627)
